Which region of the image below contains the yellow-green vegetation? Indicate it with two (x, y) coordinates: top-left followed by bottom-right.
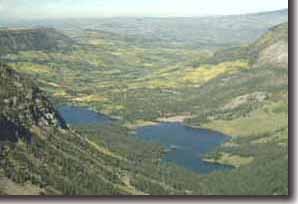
(204, 152), (254, 168)
(182, 60), (249, 85)
(125, 60), (249, 89)
(72, 95), (108, 103)
(202, 101), (288, 137)
(10, 62), (53, 75)
(1, 42), (211, 121)
(1, 32), (252, 123)
(123, 120), (159, 129)
(86, 138), (126, 161)
(200, 99), (288, 171)
(251, 126), (288, 145)
(0, 176), (42, 195)
(145, 79), (179, 89)
(52, 89), (68, 97)
(17, 51), (51, 61)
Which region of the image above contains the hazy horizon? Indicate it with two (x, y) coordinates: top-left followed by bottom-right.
(0, 0), (288, 19)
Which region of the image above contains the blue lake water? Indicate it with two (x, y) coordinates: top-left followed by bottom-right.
(136, 122), (234, 174)
(58, 105), (234, 174)
(58, 105), (113, 125)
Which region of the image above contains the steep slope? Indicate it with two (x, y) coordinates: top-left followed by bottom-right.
(0, 28), (73, 54)
(0, 64), (137, 195)
(0, 63), (67, 131)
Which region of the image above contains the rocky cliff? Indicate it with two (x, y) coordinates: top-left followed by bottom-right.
(0, 63), (67, 139)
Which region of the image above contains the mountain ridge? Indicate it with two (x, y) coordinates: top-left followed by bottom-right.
(0, 28), (74, 54)
(210, 22), (288, 67)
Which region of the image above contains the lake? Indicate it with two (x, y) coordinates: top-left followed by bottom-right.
(136, 122), (234, 174)
(58, 105), (113, 125)
(58, 105), (234, 174)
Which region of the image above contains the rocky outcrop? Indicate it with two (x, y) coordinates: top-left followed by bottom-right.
(256, 41), (288, 68)
(251, 23), (288, 68)
(0, 116), (32, 143)
(0, 63), (67, 143)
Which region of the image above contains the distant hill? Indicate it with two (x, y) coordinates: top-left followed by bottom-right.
(210, 22), (288, 68)
(251, 22), (288, 68)
(0, 28), (74, 54)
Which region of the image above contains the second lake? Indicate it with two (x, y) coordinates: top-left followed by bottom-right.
(136, 122), (234, 174)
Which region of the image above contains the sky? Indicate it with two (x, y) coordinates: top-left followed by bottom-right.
(0, 0), (288, 19)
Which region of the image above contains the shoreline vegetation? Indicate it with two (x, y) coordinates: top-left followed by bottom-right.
(124, 114), (194, 129)
(203, 153), (254, 168)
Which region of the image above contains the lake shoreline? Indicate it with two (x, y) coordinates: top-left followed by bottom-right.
(58, 104), (235, 174)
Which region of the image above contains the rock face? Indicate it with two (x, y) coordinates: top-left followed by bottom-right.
(256, 41), (288, 68)
(0, 117), (32, 143)
(0, 28), (73, 54)
(251, 23), (288, 68)
(0, 63), (67, 143)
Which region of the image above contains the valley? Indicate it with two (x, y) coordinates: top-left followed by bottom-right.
(0, 9), (289, 196)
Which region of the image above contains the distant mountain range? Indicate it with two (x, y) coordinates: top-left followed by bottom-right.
(0, 9), (288, 49)
(70, 9), (289, 49)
